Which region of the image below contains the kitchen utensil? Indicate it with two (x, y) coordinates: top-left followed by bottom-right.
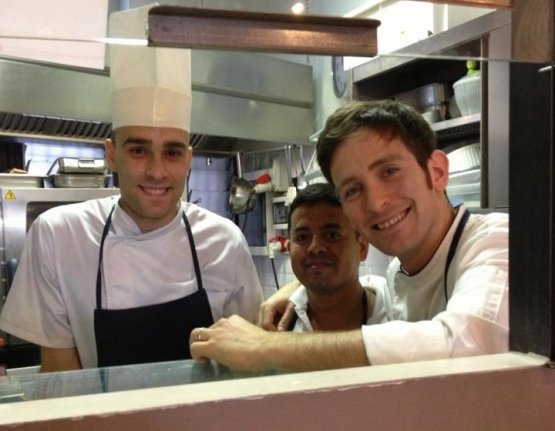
(229, 175), (273, 214)
(284, 145), (297, 205)
(309, 129), (321, 143)
(297, 145), (307, 190)
(229, 152), (255, 214)
(229, 177), (257, 214)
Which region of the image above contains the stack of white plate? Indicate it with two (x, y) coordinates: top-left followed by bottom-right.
(446, 143), (481, 207)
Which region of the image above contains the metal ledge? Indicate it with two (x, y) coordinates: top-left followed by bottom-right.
(147, 6), (380, 57)
(353, 10), (512, 84)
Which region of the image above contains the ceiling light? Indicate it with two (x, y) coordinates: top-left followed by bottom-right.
(291, 2), (305, 15)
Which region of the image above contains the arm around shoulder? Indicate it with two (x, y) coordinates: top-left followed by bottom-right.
(258, 279), (301, 330)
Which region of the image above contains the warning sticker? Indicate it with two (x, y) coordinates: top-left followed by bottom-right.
(4, 190), (16, 200)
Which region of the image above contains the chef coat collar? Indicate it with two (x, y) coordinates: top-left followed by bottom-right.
(111, 199), (184, 237)
(394, 205), (468, 286)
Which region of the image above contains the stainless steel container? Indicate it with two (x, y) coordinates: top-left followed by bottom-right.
(48, 174), (108, 188)
(393, 83), (451, 121)
(0, 174), (44, 188)
(56, 158), (107, 174)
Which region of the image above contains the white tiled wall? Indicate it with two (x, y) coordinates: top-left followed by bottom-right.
(188, 155), (233, 219)
(253, 245), (392, 299)
(253, 255), (293, 299)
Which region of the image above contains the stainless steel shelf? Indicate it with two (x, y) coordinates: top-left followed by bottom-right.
(430, 113), (481, 132)
(352, 10), (511, 84)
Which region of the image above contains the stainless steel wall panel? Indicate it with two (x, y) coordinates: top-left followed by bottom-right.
(0, 47), (314, 148)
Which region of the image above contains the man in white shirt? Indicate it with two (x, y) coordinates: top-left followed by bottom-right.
(0, 5), (263, 371)
(285, 183), (384, 332)
(189, 100), (507, 372)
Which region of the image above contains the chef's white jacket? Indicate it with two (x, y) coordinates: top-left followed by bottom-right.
(0, 197), (263, 368)
(362, 207), (508, 365)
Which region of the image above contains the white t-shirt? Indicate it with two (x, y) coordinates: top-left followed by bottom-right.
(289, 275), (388, 332)
(0, 196), (263, 368)
(361, 206), (509, 365)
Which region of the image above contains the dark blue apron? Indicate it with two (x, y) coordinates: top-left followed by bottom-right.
(94, 206), (214, 367)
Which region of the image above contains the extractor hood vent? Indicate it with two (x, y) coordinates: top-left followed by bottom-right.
(189, 134), (238, 152)
(0, 112), (112, 142)
(0, 111), (243, 152)
(0, 49), (314, 150)
(0, 111), (243, 151)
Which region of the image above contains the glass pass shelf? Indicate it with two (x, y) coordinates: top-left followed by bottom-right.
(0, 359), (279, 404)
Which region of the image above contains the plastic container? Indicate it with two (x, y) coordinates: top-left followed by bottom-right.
(453, 60), (481, 116)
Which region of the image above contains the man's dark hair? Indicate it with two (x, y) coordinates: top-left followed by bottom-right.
(316, 99), (437, 186)
(287, 182), (341, 234)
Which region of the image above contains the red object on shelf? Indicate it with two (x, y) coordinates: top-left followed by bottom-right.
(256, 173), (272, 184)
(269, 235), (288, 253)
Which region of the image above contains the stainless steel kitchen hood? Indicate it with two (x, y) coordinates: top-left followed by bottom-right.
(0, 49), (314, 151)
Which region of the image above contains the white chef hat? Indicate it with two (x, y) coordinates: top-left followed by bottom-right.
(108, 4), (192, 131)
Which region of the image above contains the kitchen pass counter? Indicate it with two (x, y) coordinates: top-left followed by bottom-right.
(0, 353), (551, 430)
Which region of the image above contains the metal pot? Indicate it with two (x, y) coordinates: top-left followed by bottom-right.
(228, 177), (256, 214)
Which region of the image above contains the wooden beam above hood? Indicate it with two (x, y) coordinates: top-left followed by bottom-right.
(147, 6), (380, 57)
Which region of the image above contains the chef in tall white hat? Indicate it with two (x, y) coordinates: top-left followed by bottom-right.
(0, 4), (263, 371)
(105, 3), (193, 235)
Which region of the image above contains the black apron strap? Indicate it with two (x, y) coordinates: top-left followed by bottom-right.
(96, 205), (116, 310)
(182, 212), (203, 291)
(443, 207), (471, 304)
(361, 287), (368, 325)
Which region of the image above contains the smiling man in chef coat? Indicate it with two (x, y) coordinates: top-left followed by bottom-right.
(190, 100), (508, 372)
(0, 4), (263, 371)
